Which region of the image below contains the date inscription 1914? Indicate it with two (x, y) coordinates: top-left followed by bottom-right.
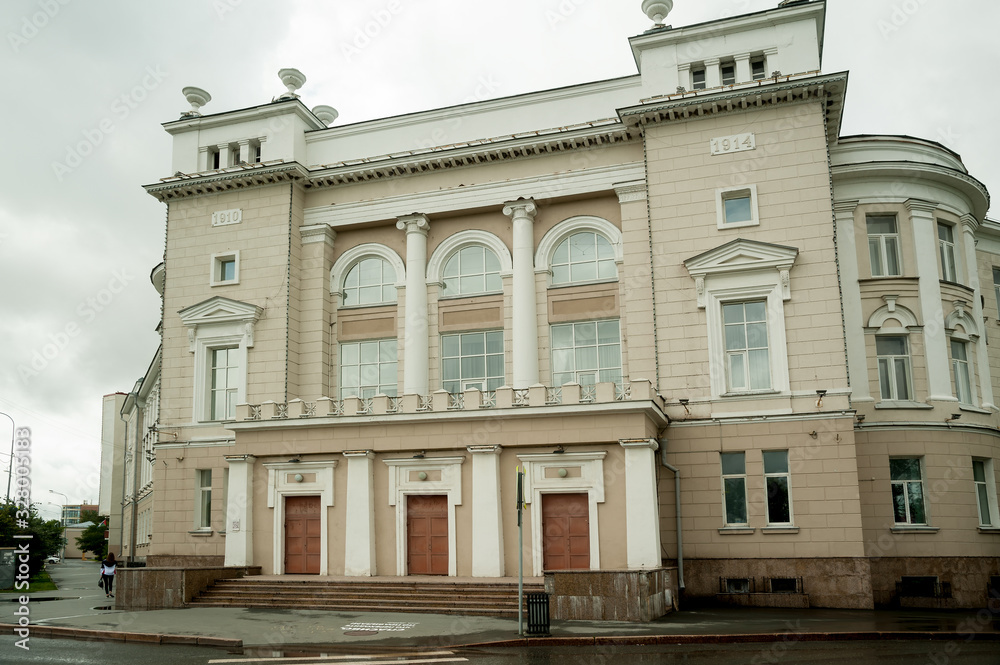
(710, 132), (755, 156)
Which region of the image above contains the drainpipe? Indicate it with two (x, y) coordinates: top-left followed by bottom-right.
(658, 440), (684, 591)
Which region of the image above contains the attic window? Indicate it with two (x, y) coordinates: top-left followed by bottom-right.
(721, 62), (736, 86)
(751, 56), (766, 80)
(692, 67), (707, 90)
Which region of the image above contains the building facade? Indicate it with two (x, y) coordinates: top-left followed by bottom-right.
(130, 0), (998, 608)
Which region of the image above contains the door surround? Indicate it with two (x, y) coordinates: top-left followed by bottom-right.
(263, 460), (337, 575)
(384, 456), (464, 576)
(518, 451), (606, 576)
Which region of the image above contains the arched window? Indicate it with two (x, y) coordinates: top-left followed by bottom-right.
(441, 246), (502, 297)
(343, 257), (395, 306)
(551, 232), (616, 285)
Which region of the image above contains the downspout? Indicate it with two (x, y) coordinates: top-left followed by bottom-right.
(118, 408), (129, 561)
(658, 439), (684, 592)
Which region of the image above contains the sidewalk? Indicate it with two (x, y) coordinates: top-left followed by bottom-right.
(5, 560), (999, 650)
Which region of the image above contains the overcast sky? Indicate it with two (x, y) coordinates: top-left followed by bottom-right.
(1, 0), (996, 521)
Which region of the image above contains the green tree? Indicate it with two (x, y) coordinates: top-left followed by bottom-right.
(74, 510), (108, 558)
(0, 500), (64, 579)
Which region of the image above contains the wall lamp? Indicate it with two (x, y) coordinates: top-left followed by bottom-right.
(945, 413), (961, 423)
(552, 445), (565, 454)
(678, 398), (690, 415)
(856, 414), (866, 424)
(815, 389), (827, 408)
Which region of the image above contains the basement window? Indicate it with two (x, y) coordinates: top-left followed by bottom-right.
(768, 577), (800, 594)
(725, 578), (750, 593)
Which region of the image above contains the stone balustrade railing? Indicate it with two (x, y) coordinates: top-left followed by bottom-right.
(234, 379), (658, 422)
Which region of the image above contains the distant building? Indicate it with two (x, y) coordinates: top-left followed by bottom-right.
(60, 504), (98, 528)
(99, 393), (127, 554)
(120, 0), (998, 610)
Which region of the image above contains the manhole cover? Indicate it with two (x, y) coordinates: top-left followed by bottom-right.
(342, 630), (378, 636)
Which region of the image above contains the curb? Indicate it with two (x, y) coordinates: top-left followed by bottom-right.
(459, 630), (1000, 648)
(0, 623), (241, 648)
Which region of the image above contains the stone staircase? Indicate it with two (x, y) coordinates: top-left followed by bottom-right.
(188, 576), (546, 617)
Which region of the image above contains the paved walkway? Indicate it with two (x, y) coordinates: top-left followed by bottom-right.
(4, 560), (998, 649)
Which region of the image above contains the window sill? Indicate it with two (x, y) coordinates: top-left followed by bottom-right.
(437, 291), (503, 302)
(720, 390), (780, 399)
(761, 526), (799, 534)
(188, 529), (214, 537)
(977, 527), (1000, 534)
(210, 280), (239, 288)
(547, 278), (619, 290)
(874, 401), (933, 410)
(890, 525), (940, 534)
(959, 405), (992, 415)
(718, 527), (755, 535)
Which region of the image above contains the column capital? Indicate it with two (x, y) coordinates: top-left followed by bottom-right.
(224, 454), (256, 463)
(467, 445), (502, 455)
(502, 198), (537, 220)
(703, 57), (721, 66)
(832, 199), (859, 216)
(903, 198), (937, 215)
(343, 450), (375, 459)
(619, 438), (659, 451)
(959, 213), (979, 233)
(301, 224), (336, 247)
(396, 213), (430, 235)
(614, 181), (647, 203)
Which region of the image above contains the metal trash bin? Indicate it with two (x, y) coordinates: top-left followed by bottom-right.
(525, 591), (551, 637)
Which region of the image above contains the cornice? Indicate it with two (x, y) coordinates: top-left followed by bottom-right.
(618, 72), (847, 144)
(143, 162), (309, 202)
(163, 98), (326, 134)
(303, 120), (639, 190)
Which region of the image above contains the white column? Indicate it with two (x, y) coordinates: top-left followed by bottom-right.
(503, 199), (539, 388)
(704, 58), (721, 88)
(468, 445), (504, 577)
(734, 54), (751, 84)
(396, 214), (430, 395)
(834, 200), (871, 402)
(343, 451), (376, 576)
(224, 455), (255, 566)
(620, 439), (661, 570)
(906, 199), (954, 402)
(217, 143), (231, 168)
(961, 215), (995, 409)
(237, 139), (251, 164)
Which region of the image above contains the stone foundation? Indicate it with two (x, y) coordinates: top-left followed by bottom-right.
(117, 566), (260, 610)
(543, 568), (677, 621)
(146, 555), (225, 568)
(682, 558), (874, 609)
(869, 557), (1000, 608)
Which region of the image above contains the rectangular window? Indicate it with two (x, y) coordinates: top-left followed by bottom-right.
(751, 57), (766, 80)
(876, 336), (912, 401)
(867, 215), (902, 277)
(993, 269), (1000, 316)
(211, 251), (239, 286)
(890, 458), (927, 525)
(951, 339), (972, 404)
(973, 459), (996, 527)
(210, 148), (221, 170)
(442, 330), (504, 393)
(340, 339), (397, 399)
(938, 222), (957, 282)
(210, 348), (239, 421)
(723, 191), (752, 224)
(551, 320), (622, 387)
(721, 452), (747, 525)
(721, 62), (736, 85)
(763, 450), (791, 525)
(196, 469), (212, 530)
(692, 67), (706, 90)
(723, 301), (770, 392)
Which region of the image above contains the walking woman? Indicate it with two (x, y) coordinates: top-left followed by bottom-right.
(100, 552), (117, 598)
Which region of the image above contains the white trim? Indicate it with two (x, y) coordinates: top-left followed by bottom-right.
(210, 250), (240, 287)
(263, 460), (337, 576)
(516, 451), (606, 576)
(716, 184), (759, 229)
(178, 297), (261, 423)
(329, 243), (405, 304)
(534, 216), (624, 276)
(383, 456), (464, 577)
(303, 163), (645, 228)
(426, 229), (513, 286)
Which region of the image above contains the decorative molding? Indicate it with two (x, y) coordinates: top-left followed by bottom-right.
(534, 215), (624, 274)
(426, 230), (512, 285)
(300, 224), (336, 247)
(684, 238), (798, 307)
(614, 180), (647, 203)
(303, 163), (644, 228)
(329, 242), (406, 298)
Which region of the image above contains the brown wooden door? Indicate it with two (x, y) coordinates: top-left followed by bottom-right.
(542, 492), (590, 570)
(284, 496), (321, 574)
(406, 495), (448, 575)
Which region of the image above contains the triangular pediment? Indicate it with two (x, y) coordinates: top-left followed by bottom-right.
(178, 296), (262, 326)
(684, 238), (799, 276)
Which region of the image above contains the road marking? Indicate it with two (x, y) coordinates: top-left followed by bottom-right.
(208, 653), (466, 664)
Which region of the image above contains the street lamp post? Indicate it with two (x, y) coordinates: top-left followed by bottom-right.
(49, 490), (68, 560)
(1, 412), (14, 503)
